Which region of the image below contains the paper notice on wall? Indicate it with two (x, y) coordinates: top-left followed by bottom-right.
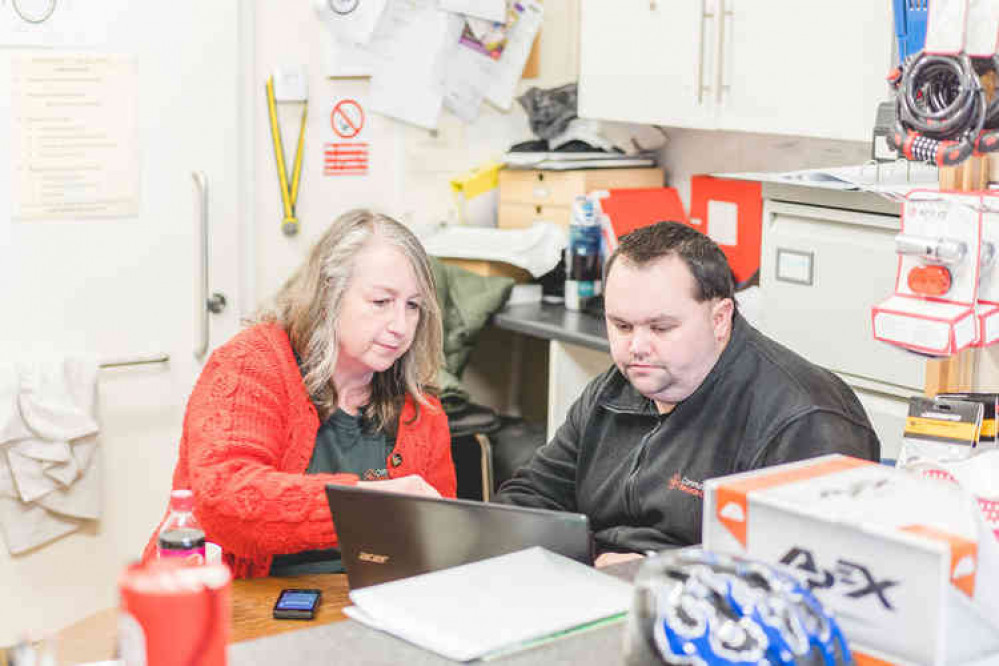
(442, 1), (543, 121)
(367, 0), (463, 130)
(324, 97), (370, 176)
(485, 0), (543, 110)
(312, 0), (387, 46)
(314, 0), (387, 77)
(11, 53), (139, 220)
(319, 19), (376, 77)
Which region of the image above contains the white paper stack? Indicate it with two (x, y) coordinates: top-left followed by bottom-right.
(344, 547), (631, 662)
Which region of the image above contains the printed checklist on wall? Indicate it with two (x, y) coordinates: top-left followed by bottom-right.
(314, 0), (543, 130)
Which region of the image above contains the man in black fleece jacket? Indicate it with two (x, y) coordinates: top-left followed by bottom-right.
(495, 222), (880, 566)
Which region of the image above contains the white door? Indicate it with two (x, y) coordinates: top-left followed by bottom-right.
(720, 0), (892, 141)
(0, 0), (244, 641)
(578, 0), (717, 129)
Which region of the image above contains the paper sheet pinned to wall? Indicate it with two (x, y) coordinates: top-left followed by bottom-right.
(11, 53), (139, 220)
(442, 0), (544, 120)
(314, 0), (387, 77)
(366, 0), (464, 130)
(313, 0), (387, 45)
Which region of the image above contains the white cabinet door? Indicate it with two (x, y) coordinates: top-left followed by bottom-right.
(0, 0), (243, 642)
(720, 0), (892, 141)
(578, 0), (716, 129)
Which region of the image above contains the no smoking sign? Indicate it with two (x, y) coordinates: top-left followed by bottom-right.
(326, 98), (368, 177)
(331, 99), (364, 139)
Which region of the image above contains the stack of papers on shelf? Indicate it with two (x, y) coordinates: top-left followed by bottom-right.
(344, 547), (632, 662)
(503, 151), (657, 170)
(718, 162), (939, 198)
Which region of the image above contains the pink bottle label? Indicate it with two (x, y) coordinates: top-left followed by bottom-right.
(158, 547), (206, 565)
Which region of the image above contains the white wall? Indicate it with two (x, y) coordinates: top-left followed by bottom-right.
(251, 0), (581, 305)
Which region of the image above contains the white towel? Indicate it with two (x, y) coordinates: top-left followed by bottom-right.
(0, 355), (101, 554)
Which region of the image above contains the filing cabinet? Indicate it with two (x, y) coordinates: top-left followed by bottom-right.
(498, 167), (663, 230)
(757, 191), (915, 460)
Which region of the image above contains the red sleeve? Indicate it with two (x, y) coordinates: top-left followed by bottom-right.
(182, 337), (358, 559)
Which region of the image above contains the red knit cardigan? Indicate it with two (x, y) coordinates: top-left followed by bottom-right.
(142, 323), (456, 578)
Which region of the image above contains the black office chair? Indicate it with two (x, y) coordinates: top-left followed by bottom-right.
(448, 402), (502, 501)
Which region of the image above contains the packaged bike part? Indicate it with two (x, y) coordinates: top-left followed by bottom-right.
(898, 395), (983, 469)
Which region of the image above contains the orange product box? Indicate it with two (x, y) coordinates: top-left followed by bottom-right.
(703, 455), (999, 666)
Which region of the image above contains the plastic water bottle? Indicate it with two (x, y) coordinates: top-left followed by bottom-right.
(565, 195), (602, 311)
(157, 489), (206, 565)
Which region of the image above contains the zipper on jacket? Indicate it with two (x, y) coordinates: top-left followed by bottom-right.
(623, 417), (667, 518)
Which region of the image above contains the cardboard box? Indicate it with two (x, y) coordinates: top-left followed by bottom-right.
(703, 455), (999, 666)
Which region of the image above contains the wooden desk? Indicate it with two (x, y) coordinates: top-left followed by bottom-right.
(32, 573), (351, 665)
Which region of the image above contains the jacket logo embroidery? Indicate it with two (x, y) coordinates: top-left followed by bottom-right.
(667, 472), (704, 498)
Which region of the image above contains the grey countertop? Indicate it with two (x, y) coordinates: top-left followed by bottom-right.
(230, 560), (643, 666)
(493, 301), (609, 352)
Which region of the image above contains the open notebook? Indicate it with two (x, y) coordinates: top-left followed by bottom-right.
(344, 547), (632, 662)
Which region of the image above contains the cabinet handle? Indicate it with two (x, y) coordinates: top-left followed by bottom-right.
(715, 0), (724, 103)
(697, 0), (707, 104)
(715, 0), (731, 103)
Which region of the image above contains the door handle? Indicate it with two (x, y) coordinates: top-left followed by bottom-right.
(193, 171), (227, 360)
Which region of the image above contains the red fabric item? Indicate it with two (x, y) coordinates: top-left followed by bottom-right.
(142, 323), (455, 578)
(688, 175), (763, 285)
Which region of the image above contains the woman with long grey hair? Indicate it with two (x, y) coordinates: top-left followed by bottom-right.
(144, 209), (455, 578)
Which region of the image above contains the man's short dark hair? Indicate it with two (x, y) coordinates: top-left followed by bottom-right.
(603, 221), (735, 302)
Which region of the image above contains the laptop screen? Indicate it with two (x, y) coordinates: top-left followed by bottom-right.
(325, 485), (594, 589)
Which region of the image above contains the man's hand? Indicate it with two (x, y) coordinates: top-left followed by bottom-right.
(356, 474), (442, 498)
(594, 552), (645, 568)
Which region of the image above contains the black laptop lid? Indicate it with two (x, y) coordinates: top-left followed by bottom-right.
(325, 484), (593, 589)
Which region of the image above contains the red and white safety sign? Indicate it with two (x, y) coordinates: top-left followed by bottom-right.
(324, 142), (368, 176)
(331, 99), (364, 139)
(326, 98), (368, 176)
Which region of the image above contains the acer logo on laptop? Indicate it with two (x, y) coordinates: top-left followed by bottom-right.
(358, 551), (390, 564)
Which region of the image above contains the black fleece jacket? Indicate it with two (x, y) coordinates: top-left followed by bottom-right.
(495, 312), (880, 554)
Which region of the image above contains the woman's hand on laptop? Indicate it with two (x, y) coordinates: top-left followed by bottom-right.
(357, 474), (442, 498)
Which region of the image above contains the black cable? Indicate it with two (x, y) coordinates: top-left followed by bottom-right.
(888, 52), (987, 166)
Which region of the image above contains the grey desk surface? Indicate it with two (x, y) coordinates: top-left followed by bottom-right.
(493, 301), (609, 353)
(230, 559), (643, 666)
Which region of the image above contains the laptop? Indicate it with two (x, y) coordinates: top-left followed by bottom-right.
(325, 484), (594, 589)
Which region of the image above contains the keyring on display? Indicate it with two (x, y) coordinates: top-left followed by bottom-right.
(327, 0), (359, 15)
(12, 0), (57, 24)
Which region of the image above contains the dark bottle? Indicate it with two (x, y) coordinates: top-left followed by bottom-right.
(157, 489), (206, 565)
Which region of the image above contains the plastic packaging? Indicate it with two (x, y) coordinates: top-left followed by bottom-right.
(157, 489), (206, 564)
(565, 195), (602, 311)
